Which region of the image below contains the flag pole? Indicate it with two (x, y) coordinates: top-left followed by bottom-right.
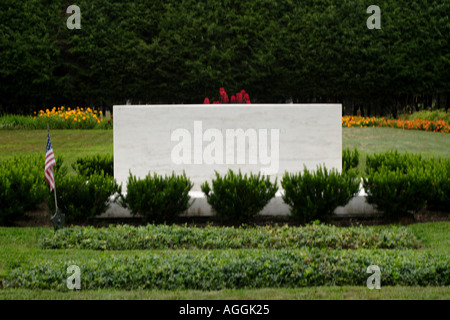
(47, 124), (58, 210)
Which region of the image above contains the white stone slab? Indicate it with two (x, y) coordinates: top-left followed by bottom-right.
(114, 104), (342, 197)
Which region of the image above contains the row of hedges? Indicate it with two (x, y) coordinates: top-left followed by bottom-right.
(4, 249), (449, 290)
(1, 0), (449, 113)
(0, 155), (65, 225)
(0, 154), (118, 225)
(363, 150), (450, 216)
(1, 151), (448, 225)
(122, 167), (360, 223)
(39, 223), (421, 250)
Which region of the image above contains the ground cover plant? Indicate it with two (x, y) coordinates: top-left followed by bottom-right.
(39, 223), (422, 251)
(0, 215), (449, 297)
(4, 246), (449, 290)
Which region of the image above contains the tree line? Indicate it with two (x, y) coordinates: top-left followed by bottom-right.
(1, 0), (449, 116)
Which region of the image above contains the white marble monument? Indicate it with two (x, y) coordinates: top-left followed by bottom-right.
(113, 104), (343, 216)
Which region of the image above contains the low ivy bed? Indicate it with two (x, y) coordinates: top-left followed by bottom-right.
(4, 249), (448, 290)
(39, 224), (422, 250)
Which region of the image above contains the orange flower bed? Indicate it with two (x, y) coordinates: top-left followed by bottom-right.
(342, 116), (450, 133)
(35, 106), (103, 124)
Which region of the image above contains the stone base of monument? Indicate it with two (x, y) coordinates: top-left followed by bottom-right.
(98, 183), (380, 219)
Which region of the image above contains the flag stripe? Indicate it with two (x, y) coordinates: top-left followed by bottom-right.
(45, 133), (56, 191)
(45, 157), (55, 171)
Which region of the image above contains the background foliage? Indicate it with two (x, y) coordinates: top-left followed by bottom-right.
(1, 0), (449, 114)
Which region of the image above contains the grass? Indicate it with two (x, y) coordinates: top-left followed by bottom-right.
(0, 130), (112, 172)
(0, 222), (448, 299)
(0, 127), (449, 299)
(343, 127), (450, 172)
(0, 127), (448, 173)
(1, 286), (449, 300)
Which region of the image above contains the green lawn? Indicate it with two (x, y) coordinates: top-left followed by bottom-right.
(0, 127), (449, 300)
(0, 129), (112, 171)
(1, 127), (448, 186)
(343, 127), (450, 172)
(1, 127), (449, 171)
(0, 222), (448, 299)
(1, 286), (448, 300)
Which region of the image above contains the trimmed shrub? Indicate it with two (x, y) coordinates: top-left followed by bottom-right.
(426, 159), (450, 212)
(363, 166), (432, 219)
(365, 151), (450, 214)
(40, 223), (422, 251)
(5, 249), (449, 290)
(48, 173), (120, 223)
(122, 172), (193, 223)
(342, 147), (359, 173)
(0, 155), (65, 225)
(201, 170), (278, 223)
(365, 150), (424, 174)
(72, 154), (114, 177)
(281, 166), (360, 223)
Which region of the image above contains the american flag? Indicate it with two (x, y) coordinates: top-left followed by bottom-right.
(45, 133), (56, 191)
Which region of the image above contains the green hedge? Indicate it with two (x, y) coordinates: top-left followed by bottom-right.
(2, 0), (449, 112)
(39, 223), (421, 250)
(122, 172), (193, 223)
(365, 150), (425, 174)
(364, 151), (450, 216)
(343, 148), (359, 173)
(201, 170), (278, 223)
(281, 166), (360, 223)
(48, 173), (121, 223)
(427, 159), (450, 211)
(5, 249), (449, 290)
(363, 167), (431, 218)
(0, 155), (66, 225)
(72, 154), (114, 177)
